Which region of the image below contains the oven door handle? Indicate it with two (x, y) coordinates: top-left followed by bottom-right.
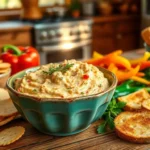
(37, 40), (92, 52)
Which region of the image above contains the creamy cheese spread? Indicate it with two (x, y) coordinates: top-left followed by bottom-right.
(15, 60), (109, 99)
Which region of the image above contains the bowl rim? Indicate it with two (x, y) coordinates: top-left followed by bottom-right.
(6, 66), (117, 102)
(0, 68), (11, 78)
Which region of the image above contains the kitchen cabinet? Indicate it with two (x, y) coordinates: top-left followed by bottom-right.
(0, 22), (32, 53)
(92, 15), (141, 54)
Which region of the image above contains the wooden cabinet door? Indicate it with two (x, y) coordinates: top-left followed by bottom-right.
(92, 36), (115, 54)
(115, 32), (140, 51)
(92, 22), (116, 54)
(0, 30), (32, 50)
(92, 15), (141, 54)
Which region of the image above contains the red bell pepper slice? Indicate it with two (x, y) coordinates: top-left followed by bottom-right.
(140, 61), (150, 71)
(1, 45), (40, 75)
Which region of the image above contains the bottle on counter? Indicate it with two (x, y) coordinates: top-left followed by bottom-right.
(69, 0), (81, 18)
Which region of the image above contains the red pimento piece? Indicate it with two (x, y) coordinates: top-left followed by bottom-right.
(17, 88), (20, 92)
(83, 74), (89, 80)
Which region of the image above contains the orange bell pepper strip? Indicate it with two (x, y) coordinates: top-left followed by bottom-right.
(130, 52), (150, 65)
(108, 63), (118, 74)
(85, 58), (103, 66)
(116, 65), (140, 82)
(104, 50), (131, 69)
(140, 61), (150, 71)
(85, 50), (122, 65)
(136, 72), (145, 77)
(130, 76), (150, 85)
(86, 50), (131, 69)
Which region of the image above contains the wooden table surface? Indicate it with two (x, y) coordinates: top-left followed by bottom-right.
(1, 49), (150, 150)
(1, 118), (150, 150)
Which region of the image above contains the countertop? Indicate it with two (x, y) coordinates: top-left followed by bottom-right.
(0, 21), (32, 31)
(1, 115), (150, 150)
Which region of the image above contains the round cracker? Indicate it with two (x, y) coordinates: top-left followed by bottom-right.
(0, 126), (25, 146)
(0, 68), (9, 74)
(0, 99), (18, 117)
(0, 115), (15, 126)
(0, 88), (10, 101)
(0, 63), (10, 69)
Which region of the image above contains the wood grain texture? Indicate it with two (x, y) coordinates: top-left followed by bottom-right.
(0, 118), (150, 150)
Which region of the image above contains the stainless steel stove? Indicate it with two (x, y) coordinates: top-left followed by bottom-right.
(30, 18), (93, 64)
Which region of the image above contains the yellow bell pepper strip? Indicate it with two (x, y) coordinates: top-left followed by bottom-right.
(116, 65), (140, 82)
(130, 76), (150, 85)
(109, 50), (123, 55)
(140, 61), (150, 71)
(92, 51), (103, 59)
(130, 51), (150, 65)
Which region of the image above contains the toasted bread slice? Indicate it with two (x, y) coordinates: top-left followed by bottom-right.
(142, 98), (150, 111)
(141, 27), (150, 46)
(118, 89), (150, 111)
(115, 111), (150, 143)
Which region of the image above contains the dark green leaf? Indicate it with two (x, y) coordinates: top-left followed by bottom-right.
(112, 98), (116, 106)
(143, 68), (150, 80)
(107, 116), (115, 130)
(97, 122), (107, 134)
(97, 97), (126, 134)
(112, 108), (122, 116)
(117, 102), (126, 109)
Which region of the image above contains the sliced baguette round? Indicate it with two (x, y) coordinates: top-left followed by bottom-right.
(142, 99), (150, 111)
(118, 89), (150, 111)
(115, 111), (150, 143)
(141, 27), (150, 46)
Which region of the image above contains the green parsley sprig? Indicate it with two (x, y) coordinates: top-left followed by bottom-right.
(43, 63), (74, 75)
(97, 98), (126, 134)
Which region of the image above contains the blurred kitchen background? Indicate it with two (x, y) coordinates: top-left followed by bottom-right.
(0, 0), (149, 64)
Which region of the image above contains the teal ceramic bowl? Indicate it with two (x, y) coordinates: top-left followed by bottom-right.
(6, 67), (117, 136)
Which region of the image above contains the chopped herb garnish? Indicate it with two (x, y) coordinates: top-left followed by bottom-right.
(99, 84), (102, 87)
(97, 98), (126, 134)
(43, 63), (74, 75)
(32, 89), (38, 92)
(81, 92), (84, 94)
